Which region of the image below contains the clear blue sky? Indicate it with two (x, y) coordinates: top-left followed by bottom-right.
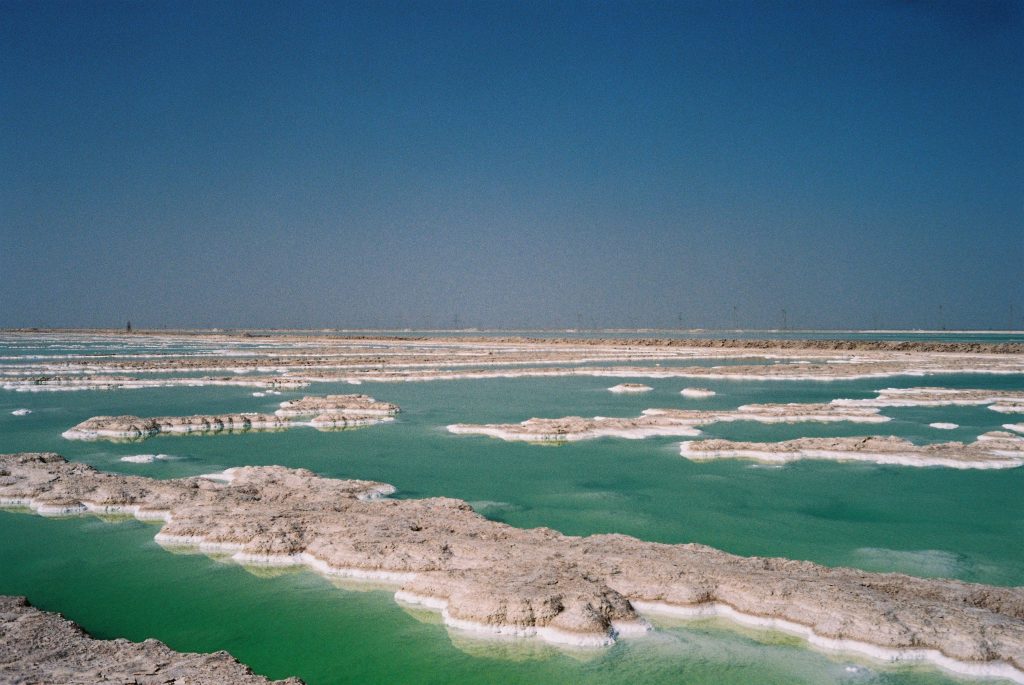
(2, 0), (1021, 329)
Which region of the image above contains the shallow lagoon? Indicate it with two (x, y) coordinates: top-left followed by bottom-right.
(1, 336), (1023, 683)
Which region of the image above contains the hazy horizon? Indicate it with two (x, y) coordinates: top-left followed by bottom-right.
(2, 1), (1021, 330)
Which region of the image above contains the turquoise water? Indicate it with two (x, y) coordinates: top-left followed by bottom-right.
(0, 512), (972, 685)
(1, 336), (1022, 683)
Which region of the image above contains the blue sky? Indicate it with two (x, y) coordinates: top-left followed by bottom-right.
(1, 0), (1021, 329)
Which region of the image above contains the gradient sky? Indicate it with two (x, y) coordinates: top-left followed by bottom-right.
(1, 0), (1021, 329)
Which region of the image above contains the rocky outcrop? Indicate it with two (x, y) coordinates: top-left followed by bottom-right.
(1, 453), (1021, 681)
(0, 595), (302, 684)
(680, 433), (1024, 469)
(448, 403), (889, 443)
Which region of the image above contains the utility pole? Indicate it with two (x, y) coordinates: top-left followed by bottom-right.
(732, 305), (738, 330)
(781, 309), (787, 331)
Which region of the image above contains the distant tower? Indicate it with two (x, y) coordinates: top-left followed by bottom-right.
(126, 320), (132, 334)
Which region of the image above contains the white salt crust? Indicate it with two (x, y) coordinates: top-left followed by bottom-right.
(607, 384), (653, 394)
(119, 454), (173, 464)
(395, 590), (651, 647)
(678, 443), (1023, 470)
(447, 423), (704, 442)
(62, 415), (393, 441)
(832, 389), (1024, 408)
(632, 601), (1024, 684)
(2, 378), (309, 392)
(448, 405), (889, 443)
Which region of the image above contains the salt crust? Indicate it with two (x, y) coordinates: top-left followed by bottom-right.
(1, 485), (1020, 682)
(633, 602), (1024, 684)
(62, 395), (399, 441)
(448, 403), (889, 443)
(119, 454), (173, 464)
(608, 384), (653, 394)
(679, 433), (1024, 469)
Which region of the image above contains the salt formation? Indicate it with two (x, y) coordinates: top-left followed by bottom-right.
(0, 596), (302, 684)
(0, 453), (1021, 681)
(62, 395), (400, 442)
(274, 394), (400, 418)
(832, 388), (1024, 408)
(448, 403), (889, 443)
(680, 433), (1024, 469)
(608, 383), (653, 393)
(2, 332), (1022, 392)
(62, 414), (290, 441)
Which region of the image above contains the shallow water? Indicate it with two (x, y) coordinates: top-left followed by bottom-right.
(1, 333), (1022, 684)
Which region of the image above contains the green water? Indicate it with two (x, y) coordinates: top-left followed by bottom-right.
(0, 511), (972, 685)
(1, 339), (1022, 683)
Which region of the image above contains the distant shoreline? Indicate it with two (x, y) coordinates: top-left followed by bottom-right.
(3, 328), (1023, 354)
